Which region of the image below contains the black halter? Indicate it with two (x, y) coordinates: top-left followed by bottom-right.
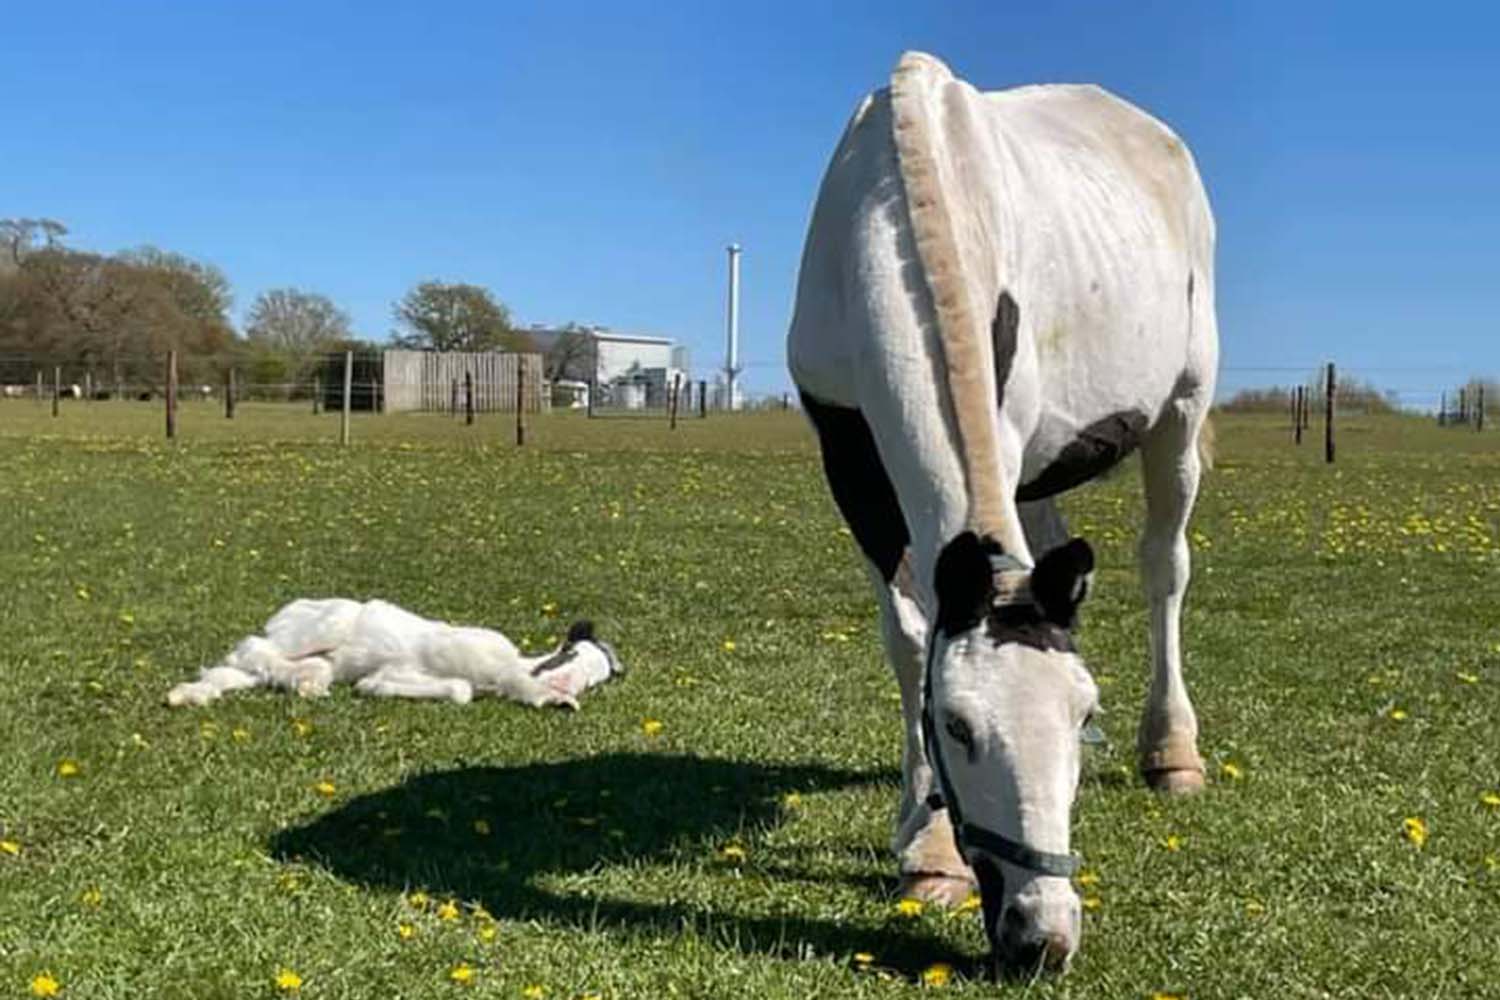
(920, 584), (1082, 881)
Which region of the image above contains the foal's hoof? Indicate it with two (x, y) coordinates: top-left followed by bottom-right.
(898, 872), (976, 908)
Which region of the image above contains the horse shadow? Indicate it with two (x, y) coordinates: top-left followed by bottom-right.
(269, 753), (978, 978)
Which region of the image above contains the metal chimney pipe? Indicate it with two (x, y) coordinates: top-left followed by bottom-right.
(725, 243), (741, 411)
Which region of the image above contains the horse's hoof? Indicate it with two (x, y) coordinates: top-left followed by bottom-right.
(1143, 766), (1206, 794)
(898, 872), (975, 907)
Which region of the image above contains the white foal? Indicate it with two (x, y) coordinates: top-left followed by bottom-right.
(165, 599), (624, 710)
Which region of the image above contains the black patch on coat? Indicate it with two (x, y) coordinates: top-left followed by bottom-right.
(935, 532), (1089, 652)
(530, 645), (579, 677)
(992, 291), (1019, 404)
(801, 393), (909, 583)
(1016, 411), (1148, 501)
(566, 620), (595, 644)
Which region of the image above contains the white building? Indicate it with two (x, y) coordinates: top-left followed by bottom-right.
(526, 326), (690, 408)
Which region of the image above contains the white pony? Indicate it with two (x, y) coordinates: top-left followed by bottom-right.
(166, 599), (624, 710)
(788, 53), (1217, 971)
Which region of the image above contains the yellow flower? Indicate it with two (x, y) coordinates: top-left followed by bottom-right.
(1481, 792), (1500, 808)
(1402, 816), (1428, 849)
(449, 963), (476, 985)
(1162, 834), (1183, 852)
(1148, 993), (1185, 1000)
(1219, 761), (1244, 781)
(406, 891), (430, 910)
(722, 639), (736, 652)
(1388, 708), (1408, 721)
(522, 987), (545, 999)
(473, 819), (492, 836)
(436, 900), (461, 922)
(29, 973), (62, 997)
(1, 840), (20, 856)
(80, 888), (102, 907)
(291, 719), (313, 737)
(397, 922), (415, 941)
(1457, 672), (1479, 684)
(56, 760), (81, 778)
(1082, 895), (1103, 911)
(719, 844), (746, 863)
(641, 719), (664, 737)
(231, 727), (251, 742)
(921, 962), (953, 987)
(955, 891), (981, 913)
(541, 601), (558, 617)
(477, 923), (497, 943)
(1075, 870), (1101, 887)
(895, 898), (924, 918)
(1244, 898), (1265, 916)
(275, 968), (303, 992)
(781, 792), (803, 809)
(853, 951), (875, 966)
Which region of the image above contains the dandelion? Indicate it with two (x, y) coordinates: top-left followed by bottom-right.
(1219, 761), (1244, 781)
(1388, 708), (1408, 721)
(1162, 834), (1183, 852)
(406, 891), (430, 910)
(522, 986), (545, 999)
(80, 888), (102, 907)
(231, 728), (251, 742)
(921, 962), (953, 987)
(719, 844), (746, 864)
(291, 719), (313, 737)
(722, 639), (736, 652)
(1482, 792), (1500, 808)
(274, 968), (303, 992)
(477, 923), (497, 943)
(541, 601), (558, 617)
(1244, 898), (1265, 916)
(641, 718), (664, 737)
(436, 900), (461, 922)
(1402, 816), (1428, 849)
(1082, 895), (1103, 912)
(781, 792), (803, 809)
(448, 963), (475, 986)
(1, 840), (20, 856)
(397, 922), (415, 941)
(1148, 993), (1185, 1000)
(956, 891), (981, 913)
(313, 780), (337, 798)
(56, 760), (80, 778)
(29, 973), (62, 997)
(1075, 870), (1101, 887)
(853, 951), (875, 967)
(473, 819), (492, 836)
(895, 898), (924, 918)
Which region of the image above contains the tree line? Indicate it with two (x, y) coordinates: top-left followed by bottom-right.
(0, 217), (535, 391)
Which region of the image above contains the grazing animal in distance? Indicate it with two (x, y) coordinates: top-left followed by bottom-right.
(166, 599), (624, 710)
(787, 52), (1218, 971)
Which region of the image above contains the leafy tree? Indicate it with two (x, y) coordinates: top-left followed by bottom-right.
(391, 281), (527, 352)
(543, 323), (597, 382)
(117, 246), (233, 328)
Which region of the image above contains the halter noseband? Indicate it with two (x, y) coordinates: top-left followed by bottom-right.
(920, 553), (1082, 880)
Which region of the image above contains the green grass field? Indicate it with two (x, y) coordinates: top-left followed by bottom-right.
(2, 401), (1498, 999)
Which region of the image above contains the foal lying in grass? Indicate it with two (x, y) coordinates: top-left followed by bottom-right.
(166, 598), (623, 709)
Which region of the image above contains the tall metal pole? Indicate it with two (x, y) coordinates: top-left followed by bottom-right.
(725, 243), (741, 412)
(340, 350), (353, 447)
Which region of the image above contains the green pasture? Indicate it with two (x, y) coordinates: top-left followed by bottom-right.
(1, 402), (1497, 998)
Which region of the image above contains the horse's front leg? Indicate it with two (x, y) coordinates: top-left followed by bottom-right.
(1136, 405), (1208, 792)
(870, 560), (974, 904)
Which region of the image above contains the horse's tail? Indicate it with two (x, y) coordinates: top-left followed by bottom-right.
(889, 52), (1016, 547)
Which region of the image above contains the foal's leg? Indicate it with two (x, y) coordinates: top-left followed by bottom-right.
(354, 666), (473, 704)
(1136, 402), (1208, 792)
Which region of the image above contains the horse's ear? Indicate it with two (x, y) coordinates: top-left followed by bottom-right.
(935, 531), (997, 637)
(1031, 538), (1095, 628)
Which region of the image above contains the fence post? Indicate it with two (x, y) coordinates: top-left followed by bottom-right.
(165, 351), (178, 439)
(699, 379), (707, 419)
(669, 373), (681, 430)
(586, 376), (595, 418)
(1439, 391), (1447, 427)
(340, 350), (353, 447)
(515, 357), (526, 446)
(1478, 385), (1485, 432)
(464, 371), (475, 425)
(35, 370), (42, 405)
(1292, 387), (1302, 445)
(312, 374), (322, 414)
(1324, 362), (1335, 464)
(225, 368), (236, 419)
(52, 366), (60, 418)
(84, 372), (93, 402)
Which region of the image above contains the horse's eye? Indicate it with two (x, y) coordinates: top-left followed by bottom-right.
(945, 714), (973, 748)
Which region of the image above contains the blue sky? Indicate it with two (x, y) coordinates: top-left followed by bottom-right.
(5, 2), (1496, 403)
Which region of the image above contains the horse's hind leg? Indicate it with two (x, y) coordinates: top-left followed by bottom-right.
(803, 394), (973, 905)
(1136, 399), (1208, 792)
